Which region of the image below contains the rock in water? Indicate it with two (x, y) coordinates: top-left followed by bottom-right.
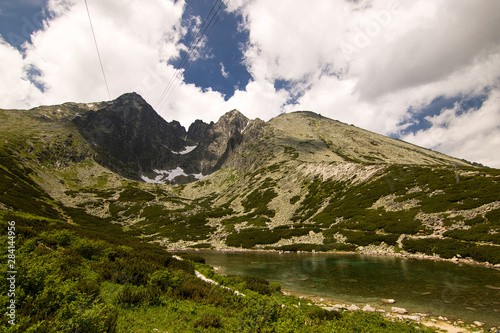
(382, 298), (396, 304)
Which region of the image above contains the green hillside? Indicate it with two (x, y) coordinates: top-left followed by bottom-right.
(0, 151), (434, 332)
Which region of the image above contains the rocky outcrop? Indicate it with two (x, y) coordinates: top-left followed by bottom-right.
(74, 92), (185, 179)
(181, 109), (250, 174)
(74, 94), (252, 181)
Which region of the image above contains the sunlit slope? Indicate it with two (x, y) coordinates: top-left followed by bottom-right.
(225, 111), (475, 168)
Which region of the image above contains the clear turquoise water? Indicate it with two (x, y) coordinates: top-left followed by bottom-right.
(188, 250), (500, 327)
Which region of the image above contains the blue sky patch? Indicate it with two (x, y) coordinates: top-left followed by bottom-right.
(396, 94), (488, 136)
(176, 0), (251, 100)
(0, 0), (48, 50)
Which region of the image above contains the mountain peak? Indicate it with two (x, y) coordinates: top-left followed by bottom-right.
(218, 109), (248, 125)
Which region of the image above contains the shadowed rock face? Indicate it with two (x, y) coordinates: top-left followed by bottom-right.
(74, 92), (185, 179)
(73, 93), (251, 181)
(182, 109), (250, 174)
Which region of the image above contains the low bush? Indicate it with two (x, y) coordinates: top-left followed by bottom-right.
(118, 187), (155, 202)
(402, 238), (500, 264)
(308, 308), (342, 321)
(194, 313), (222, 329)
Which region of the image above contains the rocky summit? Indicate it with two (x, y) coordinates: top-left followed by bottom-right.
(1, 92), (499, 265)
(72, 92), (254, 183)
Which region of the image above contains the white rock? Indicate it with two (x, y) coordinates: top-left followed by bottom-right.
(382, 298), (396, 304)
(322, 307), (336, 312)
(347, 304), (361, 311)
(398, 315), (421, 321)
(392, 307), (408, 314)
(474, 321), (484, 327)
(362, 304), (377, 312)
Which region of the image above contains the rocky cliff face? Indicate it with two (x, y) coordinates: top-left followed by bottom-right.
(182, 109), (251, 174)
(73, 93), (183, 179)
(73, 93), (253, 182)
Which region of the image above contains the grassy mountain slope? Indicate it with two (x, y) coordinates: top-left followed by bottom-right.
(0, 144), (433, 332)
(231, 111), (474, 167)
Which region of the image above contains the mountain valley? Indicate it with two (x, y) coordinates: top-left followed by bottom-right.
(1, 92), (499, 265)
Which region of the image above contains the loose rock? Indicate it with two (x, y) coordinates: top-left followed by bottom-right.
(392, 307), (408, 314)
(347, 304), (361, 311)
(362, 304), (377, 312)
(382, 298), (396, 304)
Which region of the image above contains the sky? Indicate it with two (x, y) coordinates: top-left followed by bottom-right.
(1, 0), (500, 168)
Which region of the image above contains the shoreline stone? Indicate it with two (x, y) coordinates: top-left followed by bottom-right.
(392, 307), (409, 314)
(362, 304), (377, 312)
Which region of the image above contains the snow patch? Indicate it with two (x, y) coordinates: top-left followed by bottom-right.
(141, 167), (205, 183)
(241, 121), (250, 134)
(173, 145), (197, 155)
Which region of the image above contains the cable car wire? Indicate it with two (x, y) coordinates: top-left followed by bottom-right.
(84, 0), (111, 100)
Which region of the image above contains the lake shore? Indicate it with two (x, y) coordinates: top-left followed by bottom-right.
(280, 289), (490, 333)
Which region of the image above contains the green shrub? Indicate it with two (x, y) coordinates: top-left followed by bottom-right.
(173, 252), (206, 264)
(117, 284), (148, 305)
(308, 308), (342, 321)
(51, 229), (75, 246)
(486, 208), (500, 225)
(226, 228), (281, 248)
(148, 269), (171, 291)
(71, 238), (106, 259)
(402, 238), (500, 264)
(194, 313), (222, 329)
(223, 275), (280, 296)
(290, 195), (301, 204)
(118, 187), (155, 202)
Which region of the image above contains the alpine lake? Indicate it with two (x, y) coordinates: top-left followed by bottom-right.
(183, 250), (500, 328)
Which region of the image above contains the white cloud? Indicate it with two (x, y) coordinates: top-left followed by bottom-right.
(351, 0), (500, 100)
(0, 38), (44, 108)
(1, 0), (187, 107)
(220, 61), (229, 78)
(226, 80), (289, 120)
(402, 88), (500, 168)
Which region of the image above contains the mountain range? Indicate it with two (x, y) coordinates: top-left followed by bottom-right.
(1, 92), (499, 265)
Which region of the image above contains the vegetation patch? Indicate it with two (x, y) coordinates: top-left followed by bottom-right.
(403, 237), (500, 264)
(118, 187), (156, 202)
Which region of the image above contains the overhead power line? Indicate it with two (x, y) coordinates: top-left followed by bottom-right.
(155, 0), (221, 107)
(84, 0), (111, 100)
(155, 0), (229, 110)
